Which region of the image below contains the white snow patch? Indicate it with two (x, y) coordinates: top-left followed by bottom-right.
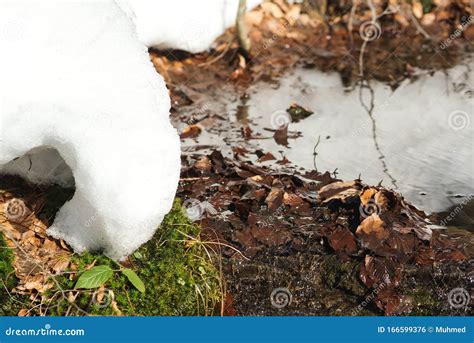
(120, 0), (262, 53)
(0, 0), (181, 260)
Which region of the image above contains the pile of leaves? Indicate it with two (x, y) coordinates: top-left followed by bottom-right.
(0, 178), (74, 299)
(179, 149), (473, 315)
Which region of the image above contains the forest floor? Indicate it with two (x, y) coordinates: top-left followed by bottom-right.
(154, 0), (474, 315)
(1, 0), (473, 316)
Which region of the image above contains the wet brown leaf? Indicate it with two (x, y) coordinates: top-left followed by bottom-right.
(250, 226), (291, 247)
(283, 192), (304, 208)
(194, 156), (212, 173)
(356, 214), (388, 240)
(265, 188), (284, 211)
(328, 227), (357, 254)
(415, 246), (435, 265)
(318, 180), (359, 202)
(257, 152), (276, 162)
(360, 188), (377, 206)
(180, 125), (202, 139)
(376, 288), (414, 316)
(273, 126), (289, 146)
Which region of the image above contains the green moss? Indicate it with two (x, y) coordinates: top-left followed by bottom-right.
(46, 200), (222, 316)
(321, 255), (366, 297)
(420, 0), (433, 13)
(408, 288), (439, 315)
(0, 232), (24, 316)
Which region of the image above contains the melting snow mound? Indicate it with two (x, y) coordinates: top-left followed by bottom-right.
(0, 1), (181, 260)
(120, 0), (262, 53)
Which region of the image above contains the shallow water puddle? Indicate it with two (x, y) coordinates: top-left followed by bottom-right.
(248, 63), (474, 213)
(178, 61), (473, 214)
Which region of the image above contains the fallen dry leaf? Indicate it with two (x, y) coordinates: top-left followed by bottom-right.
(328, 227), (357, 254)
(265, 188), (284, 211)
(273, 126), (289, 146)
(18, 309), (28, 317)
(257, 152), (276, 163)
(356, 214), (387, 239)
(180, 125), (202, 139)
(318, 180), (360, 202)
(360, 188), (377, 206)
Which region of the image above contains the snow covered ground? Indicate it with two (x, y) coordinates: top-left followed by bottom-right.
(0, 1), (180, 259)
(120, 0), (262, 53)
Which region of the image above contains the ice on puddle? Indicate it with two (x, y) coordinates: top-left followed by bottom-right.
(0, 1), (181, 260)
(119, 0), (262, 53)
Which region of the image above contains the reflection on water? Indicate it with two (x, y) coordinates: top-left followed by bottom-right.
(177, 61), (473, 215)
(244, 62), (473, 214)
